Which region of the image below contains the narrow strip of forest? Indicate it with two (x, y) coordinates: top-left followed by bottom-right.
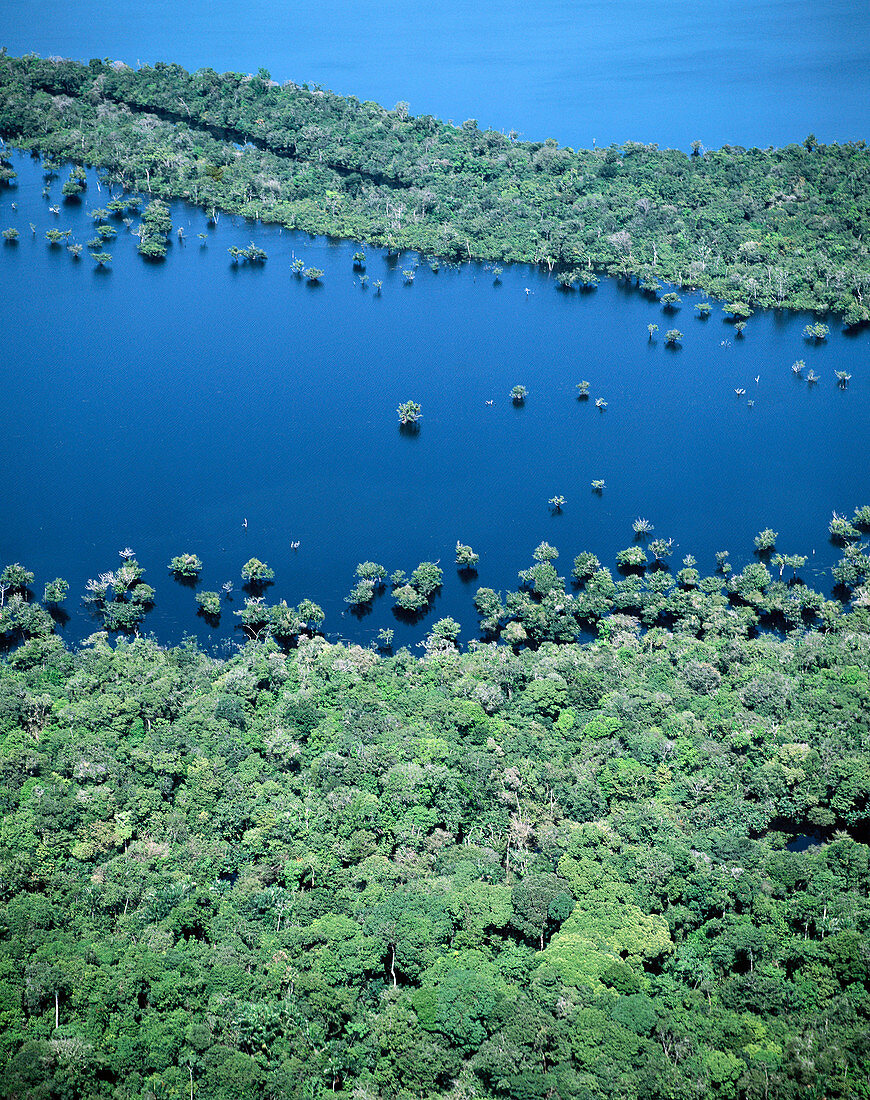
(1, 51), (869, 318)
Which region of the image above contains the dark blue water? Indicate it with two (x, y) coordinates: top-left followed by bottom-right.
(2, 0), (869, 152)
(1, 153), (868, 651)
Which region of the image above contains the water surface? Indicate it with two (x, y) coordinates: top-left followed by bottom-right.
(2, 0), (868, 151)
(1, 155), (867, 651)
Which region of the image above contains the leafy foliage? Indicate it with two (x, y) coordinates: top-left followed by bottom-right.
(0, 592), (868, 1098)
(2, 53), (868, 314)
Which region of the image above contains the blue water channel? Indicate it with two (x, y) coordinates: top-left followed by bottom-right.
(1, 153), (867, 651)
(2, 0), (869, 153)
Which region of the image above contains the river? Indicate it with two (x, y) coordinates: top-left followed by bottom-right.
(1, 152), (867, 650)
(2, 0), (869, 152)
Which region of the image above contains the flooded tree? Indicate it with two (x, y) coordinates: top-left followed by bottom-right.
(169, 553), (203, 579)
(455, 543), (480, 569)
(196, 591), (221, 616)
(241, 558), (275, 585)
(397, 400), (421, 426)
(754, 528), (778, 552)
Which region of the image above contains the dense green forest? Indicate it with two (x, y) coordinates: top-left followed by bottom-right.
(1, 51), (869, 319)
(2, 517), (870, 1099)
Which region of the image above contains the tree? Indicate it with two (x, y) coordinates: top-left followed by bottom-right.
(676, 554), (700, 587)
(429, 617), (461, 648)
(510, 873), (574, 950)
(296, 598), (325, 631)
(393, 584), (427, 612)
(235, 596), (271, 637)
(648, 538), (674, 563)
(616, 546), (647, 570)
(169, 553), (203, 578)
(576, 380), (590, 396)
(397, 400), (422, 425)
(533, 542), (559, 563)
(660, 292), (681, 309)
(852, 504), (870, 530)
(356, 561), (387, 587)
(455, 543), (479, 569)
(345, 580), (376, 607)
(92, 252), (112, 267)
(647, 324), (658, 339)
(754, 528), (778, 552)
(474, 587), (505, 633)
(664, 329), (683, 345)
(772, 553), (807, 579)
(137, 198), (171, 258)
(61, 168), (86, 196)
(241, 558), (275, 585)
(572, 552), (601, 582)
(140, 198), (172, 235)
(43, 578), (69, 604)
(304, 267), (324, 282)
(695, 302), (711, 317)
(829, 512), (859, 541)
(548, 496), (565, 512)
(196, 591), (221, 616)
(410, 561), (443, 598)
(1, 564), (35, 592)
(510, 385), (527, 403)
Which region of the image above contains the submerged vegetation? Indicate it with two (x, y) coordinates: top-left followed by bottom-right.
(1, 53), (869, 318)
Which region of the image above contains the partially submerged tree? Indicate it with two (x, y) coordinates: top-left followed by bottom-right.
(455, 543), (480, 569)
(397, 400), (422, 426)
(169, 553), (203, 578)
